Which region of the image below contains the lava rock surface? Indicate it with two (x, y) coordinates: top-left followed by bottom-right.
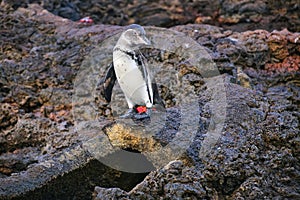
(0, 2), (299, 200)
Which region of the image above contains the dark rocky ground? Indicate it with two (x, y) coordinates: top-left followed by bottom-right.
(2, 0), (300, 32)
(0, 1), (299, 200)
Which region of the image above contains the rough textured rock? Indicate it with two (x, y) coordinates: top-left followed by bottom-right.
(94, 161), (208, 200)
(105, 123), (159, 152)
(94, 81), (299, 199)
(0, 2), (299, 200)
(2, 0), (299, 32)
(0, 4), (144, 200)
(93, 19), (300, 200)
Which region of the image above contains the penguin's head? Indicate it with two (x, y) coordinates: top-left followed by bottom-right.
(118, 24), (151, 50)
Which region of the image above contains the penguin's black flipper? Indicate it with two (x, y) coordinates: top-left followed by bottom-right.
(102, 63), (116, 102)
(136, 52), (165, 109)
(152, 81), (165, 109)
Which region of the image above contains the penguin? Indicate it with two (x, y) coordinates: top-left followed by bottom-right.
(101, 24), (164, 119)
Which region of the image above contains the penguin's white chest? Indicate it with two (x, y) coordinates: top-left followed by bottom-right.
(113, 51), (153, 107)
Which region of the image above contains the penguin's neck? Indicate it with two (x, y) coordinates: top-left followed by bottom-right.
(114, 46), (136, 61)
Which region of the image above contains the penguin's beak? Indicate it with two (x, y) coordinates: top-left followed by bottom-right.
(141, 35), (151, 46)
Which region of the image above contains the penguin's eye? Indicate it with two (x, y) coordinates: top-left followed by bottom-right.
(133, 31), (138, 36)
